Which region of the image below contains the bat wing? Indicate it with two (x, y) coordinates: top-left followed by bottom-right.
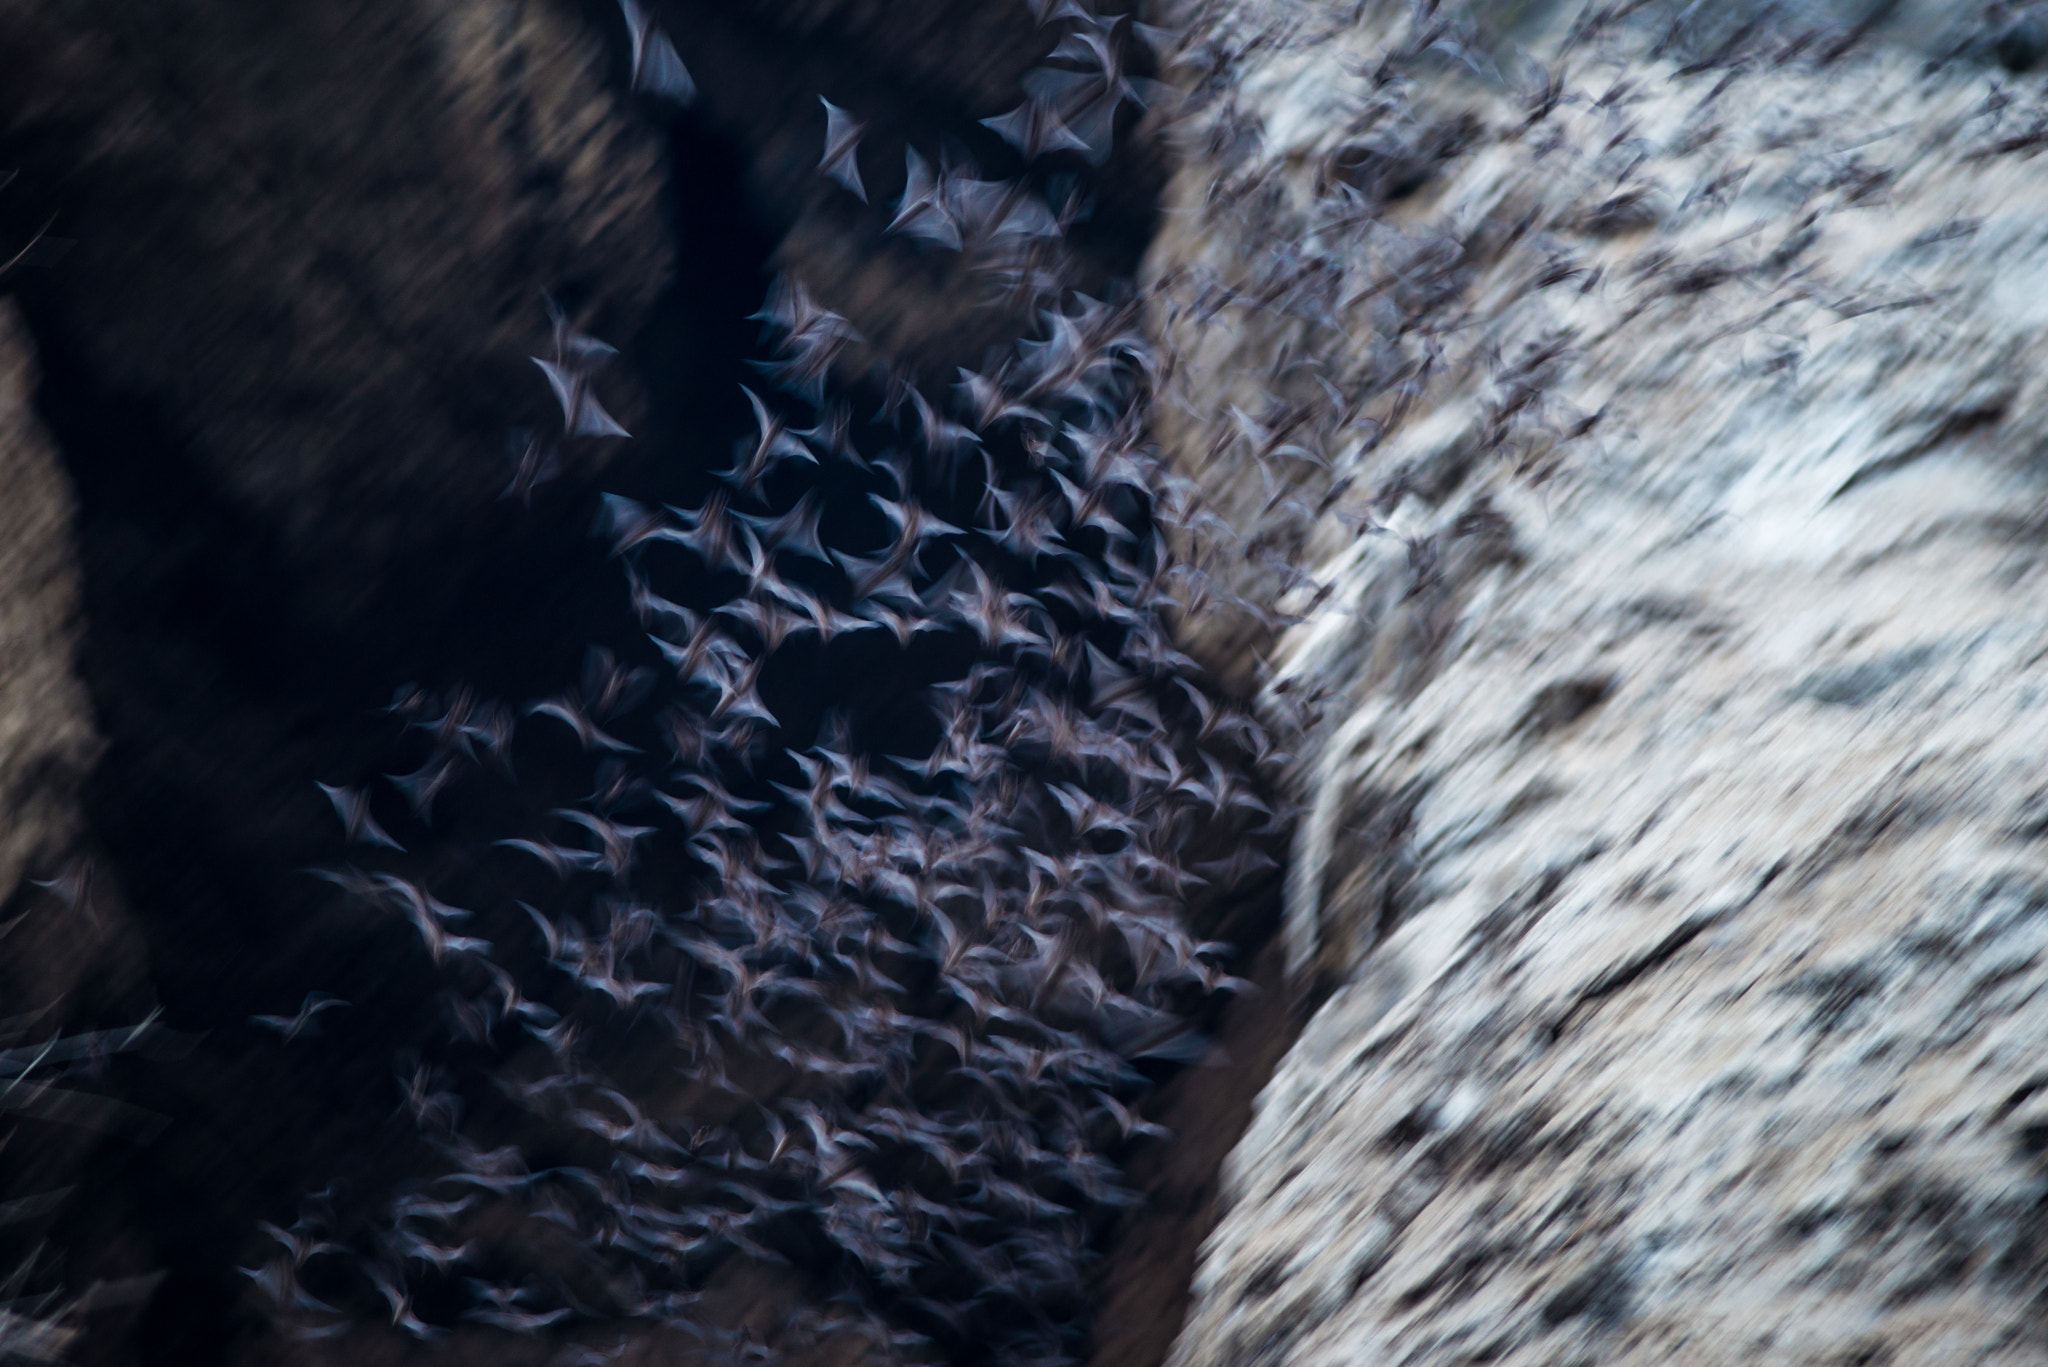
(635, 26), (696, 104)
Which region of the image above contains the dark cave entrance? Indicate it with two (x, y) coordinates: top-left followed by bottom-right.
(14, 57), (1291, 1367)
(17, 105), (779, 1367)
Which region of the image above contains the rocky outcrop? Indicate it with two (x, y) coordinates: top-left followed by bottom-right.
(1147, 2), (2048, 1363)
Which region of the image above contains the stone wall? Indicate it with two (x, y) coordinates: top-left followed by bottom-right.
(1146, 2), (2048, 1362)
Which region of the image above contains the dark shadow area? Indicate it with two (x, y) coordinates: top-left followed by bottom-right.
(13, 35), (1289, 1367)
(17, 106), (775, 1367)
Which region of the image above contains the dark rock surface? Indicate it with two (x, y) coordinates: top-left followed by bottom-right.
(0, 0), (675, 631)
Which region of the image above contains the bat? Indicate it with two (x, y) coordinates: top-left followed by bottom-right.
(316, 782), (404, 851)
(618, 0), (695, 104)
(818, 97), (866, 201)
(249, 992), (349, 1042)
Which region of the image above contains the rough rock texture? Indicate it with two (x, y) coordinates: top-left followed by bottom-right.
(1147, 2), (2048, 1363)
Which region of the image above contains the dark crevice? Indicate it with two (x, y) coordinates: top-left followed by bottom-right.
(19, 109), (777, 1367)
(11, 27), (1293, 1367)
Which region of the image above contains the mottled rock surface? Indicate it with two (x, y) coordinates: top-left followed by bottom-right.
(1147, 2), (2048, 1363)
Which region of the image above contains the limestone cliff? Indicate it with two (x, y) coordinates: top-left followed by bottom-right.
(1146, 1), (2048, 1363)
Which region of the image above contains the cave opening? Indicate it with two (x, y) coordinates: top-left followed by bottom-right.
(11, 24), (1294, 1367)
(16, 102), (776, 1367)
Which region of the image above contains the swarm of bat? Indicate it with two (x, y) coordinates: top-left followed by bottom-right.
(259, 0), (1946, 1356)
(252, 3), (1292, 1365)
(0, 999), (180, 1361)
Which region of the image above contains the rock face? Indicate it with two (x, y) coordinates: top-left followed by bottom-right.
(1147, 2), (2048, 1363)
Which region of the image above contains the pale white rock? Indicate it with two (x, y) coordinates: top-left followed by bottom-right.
(1146, 2), (2048, 1363)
